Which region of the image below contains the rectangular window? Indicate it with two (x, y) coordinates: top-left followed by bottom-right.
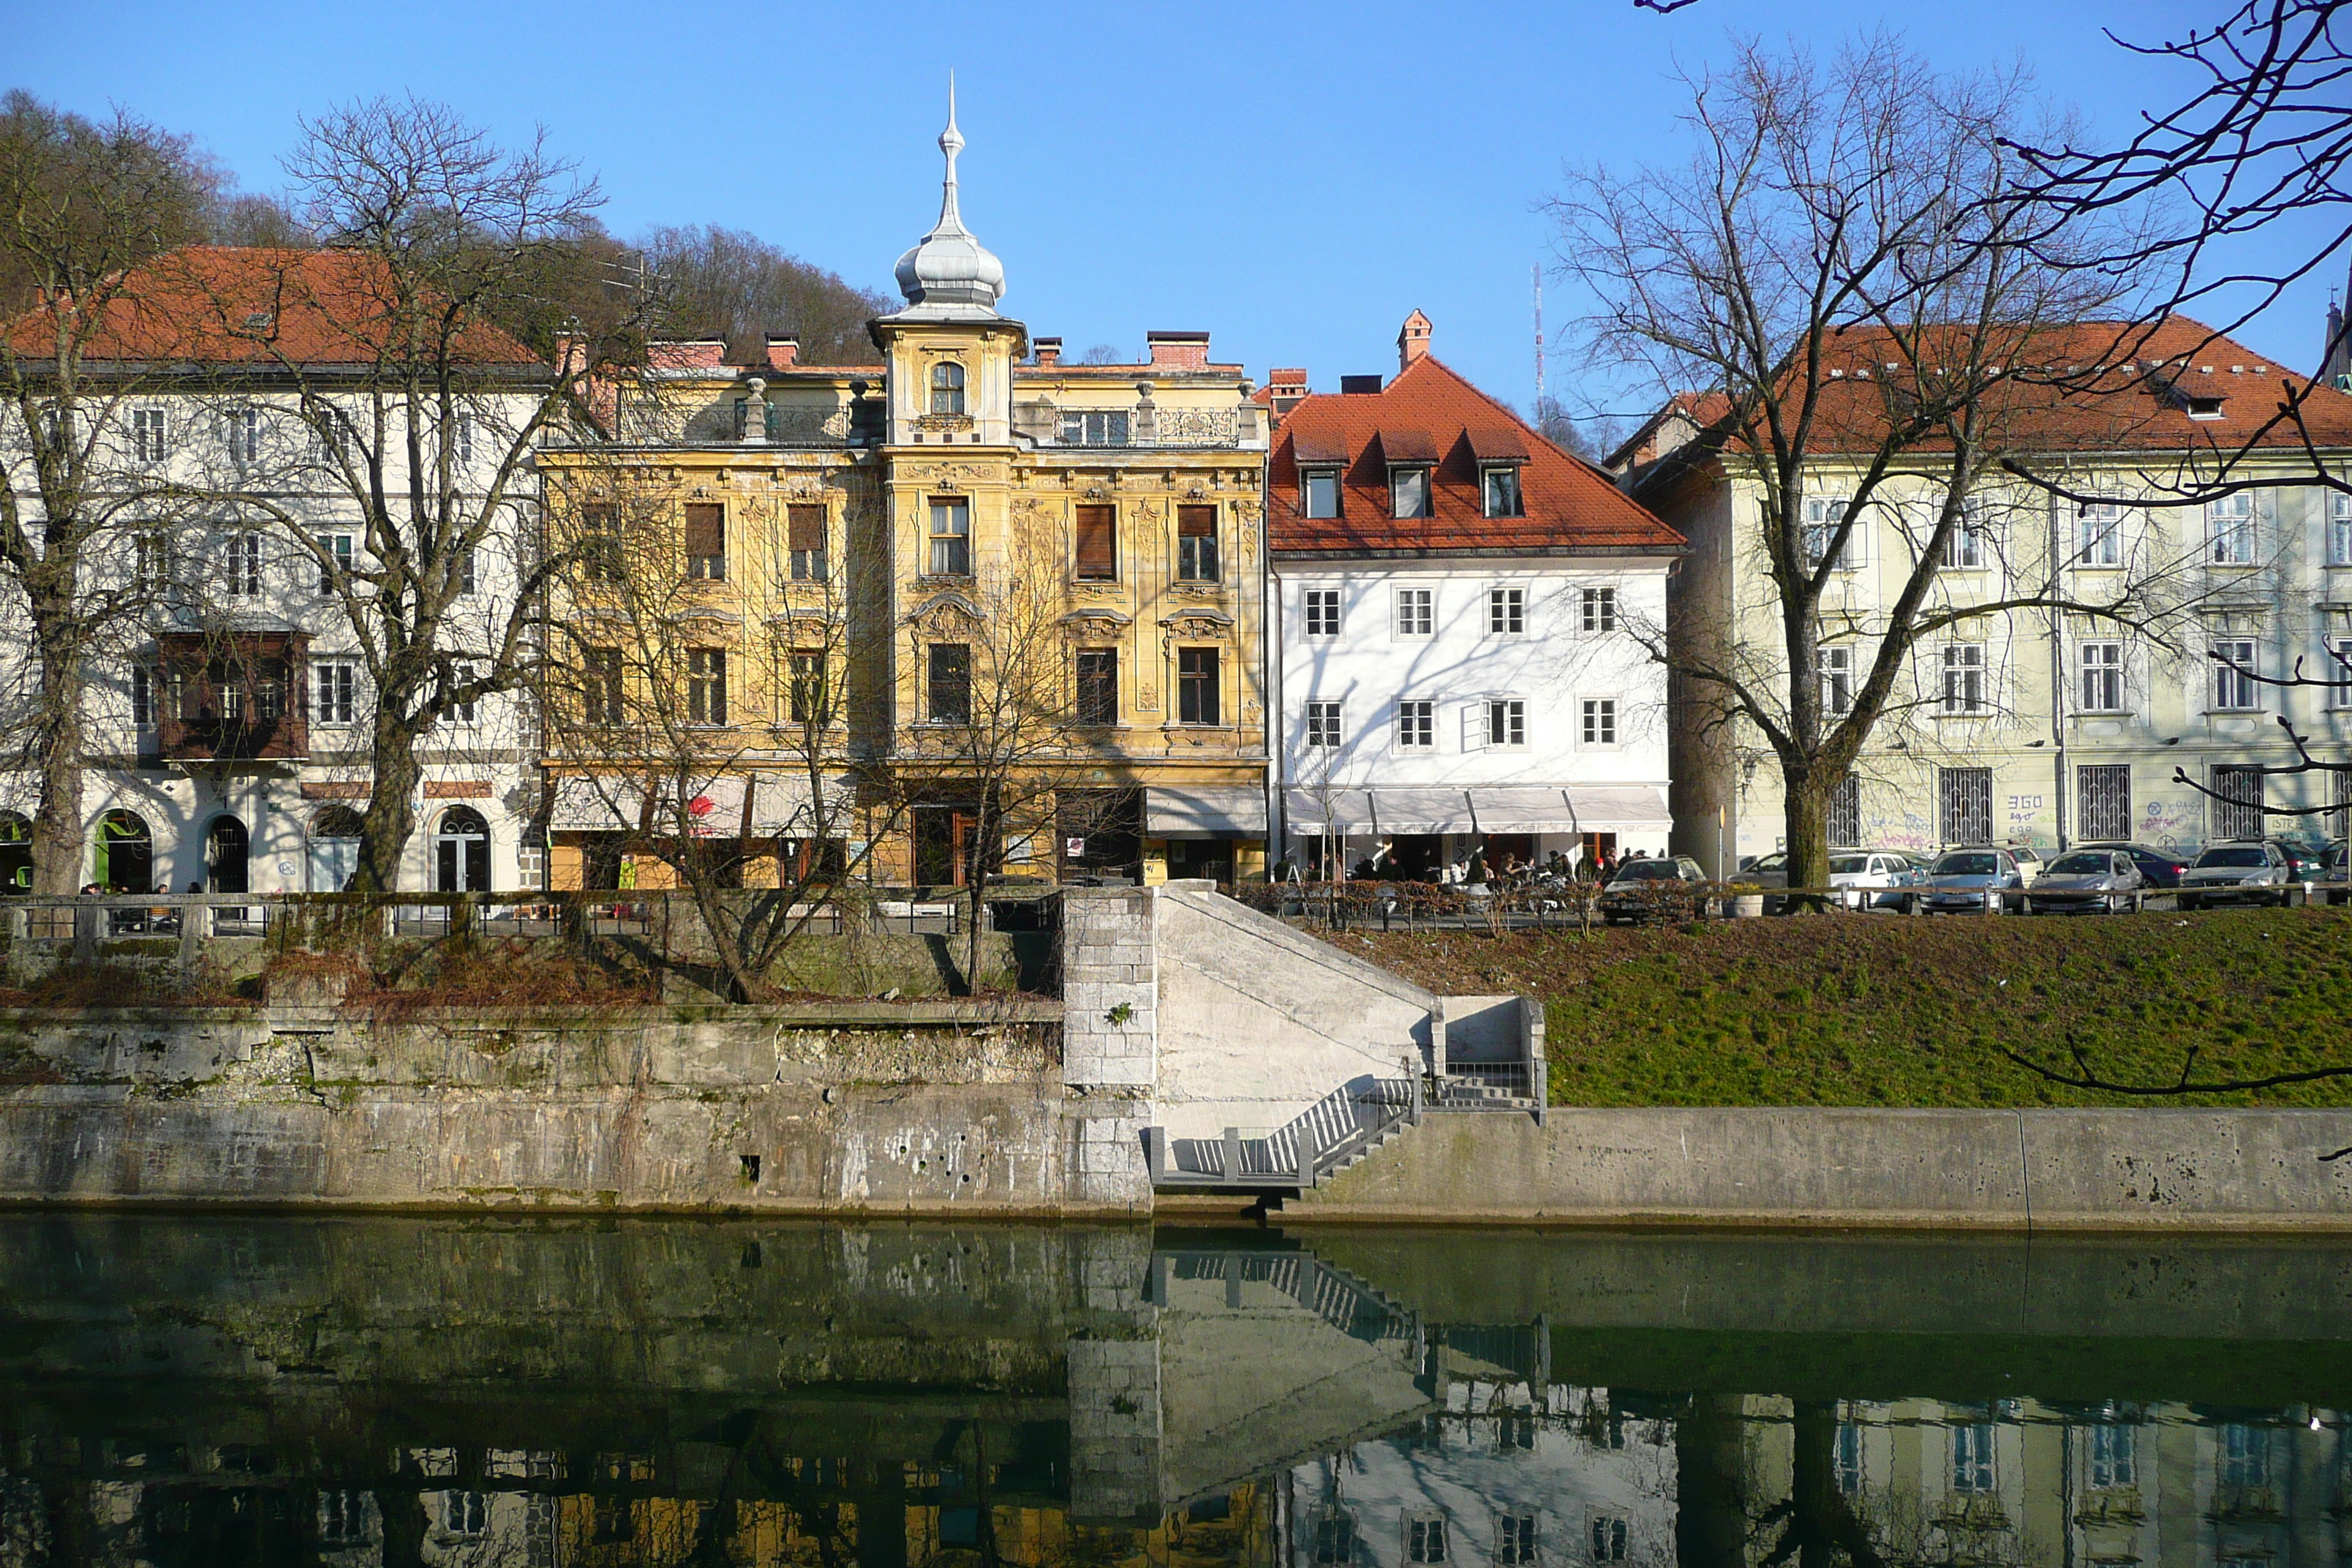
(1305, 588), (1343, 638)
(1580, 587), (1616, 633)
(1312, 1516), (1355, 1567)
(788, 504), (828, 582)
(1940, 644), (1986, 715)
(132, 407), (168, 463)
(225, 407), (260, 464)
(1391, 467), (1432, 519)
(684, 502), (725, 580)
(785, 651), (830, 727)
(1305, 699), (1343, 749)
(1302, 470), (1341, 519)
(445, 1492), (487, 1537)
(314, 660), (356, 725)
(1820, 645), (1853, 717)
(584, 649), (622, 725)
(317, 533), (352, 595)
(2212, 639), (2258, 709)
(1483, 698), (1526, 749)
(1828, 773), (1862, 848)
(2078, 641), (2124, 712)
(1581, 698), (1616, 745)
(1406, 1518), (1446, 1564)
(1482, 465), (1523, 519)
(1833, 1423), (1863, 1496)
(1588, 1518), (1627, 1564)
(1487, 587), (1526, 637)
(2331, 490), (2352, 566)
(129, 665), (154, 726)
(1177, 505), (1219, 581)
(2078, 764), (2132, 843)
(225, 533), (261, 596)
(2212, 764), (2265, 840)
(1395, 587), (1433, 638)
(927, 643), (971, 725)
(2086, 1425), (2134, 1490)
(453, 413), (472, 465)
(1060, 410), (1129, 446)
(1942, 501), (1986, 568)
(2078, 501), (2122, 566)
(687, 647), (728, 725)
(2209, 493), (2255, 565)
(445, 659), (476, 725)
(2326, 636), (2352, 708)
(929, 497), (971, 576)
(1177, 647), (1221, 725)
(456, 549), (475, 596)
(132, 530), (173, 595)
(1495, 1515), (1537, 1567)
(1940, 767), (1994, 845)
(1075, 648), (1117, 725)
(1800, 495), (1851, 569)
(2219, 1423), (2270, 1490)
(581, 504), (623, 581)
(1395, 699), (1434, 750)
(1951, 1425), (1996, 1493)
(1074, 505), (1117, 581)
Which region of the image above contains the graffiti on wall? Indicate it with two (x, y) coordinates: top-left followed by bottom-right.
(2138, 798), (2195, 850)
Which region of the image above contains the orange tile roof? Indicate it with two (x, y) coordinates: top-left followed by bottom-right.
(1267, 354), (1684, 555)
(6, 245), (541, 369)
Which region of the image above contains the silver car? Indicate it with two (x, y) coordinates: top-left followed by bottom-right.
(2027, 848), (2146, 913)
(1920, 848), (2025, 913)
(1827, 851), (1922, 911)
(2178, 840), (2288, 908)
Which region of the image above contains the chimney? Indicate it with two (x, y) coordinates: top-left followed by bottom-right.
(1034, 336), (1063, 367)
(1398, 309), (1433, 372)
(1266, 368), (1310, 418)
(764, 334), (799, 370)
(1147, 331), (1211, 371)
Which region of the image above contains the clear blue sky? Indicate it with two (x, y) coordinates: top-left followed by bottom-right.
(12, 0), (2340, 426)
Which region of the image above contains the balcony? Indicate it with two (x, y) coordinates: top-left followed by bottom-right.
(155, 630), (310, 763)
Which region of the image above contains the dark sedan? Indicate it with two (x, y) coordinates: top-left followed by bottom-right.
(2076, 842), (2190, 890)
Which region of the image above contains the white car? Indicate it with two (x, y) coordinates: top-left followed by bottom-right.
(1826, 851), (1921, 912)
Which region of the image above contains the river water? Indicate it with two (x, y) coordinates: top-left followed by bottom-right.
(0, 1216), (2345, 1565)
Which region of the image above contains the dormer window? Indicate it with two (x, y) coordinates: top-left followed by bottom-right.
(1061, 410), (1129, 446)
(930, 361), (966, 415)
(1390, 467), (1432, 519)
(1482, 465), (1523, 519)
(1302, 470), (1341, 519)
(2184, 394), (2225, 420)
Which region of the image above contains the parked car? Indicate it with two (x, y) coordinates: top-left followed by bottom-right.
(1738, 850), (1790, 913)
(1826, 850), (1923, 912)
(1918, 848), (2027, 913)
(2004, 843), (2046, 886)
(2076, 841), (2190, 890)
(2274, 836), (2329, 884)
(2177, 840), (2290, 908)
(2027, 848), (2147, 913)
(1597, 856), (1711, 924)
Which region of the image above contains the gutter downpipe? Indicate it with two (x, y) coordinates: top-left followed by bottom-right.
(2050, 470), (2070, 851)
(1267, 554), (1284, 881)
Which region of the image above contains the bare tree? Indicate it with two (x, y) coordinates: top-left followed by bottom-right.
(176, 97), (655, 892)
(0, 95), (227, 890)
(901, 506), (1120, 992)
(1554, 37), (2184, 897)
(637, 225), (892, 367)
(538, 469), (905, 1001)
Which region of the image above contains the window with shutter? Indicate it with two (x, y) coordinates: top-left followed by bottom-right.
(1075, 505), (1117, 580)
(787, 505), (827, 581)
(1177, 505), (1219, 581)
(684, 504), (725, 580)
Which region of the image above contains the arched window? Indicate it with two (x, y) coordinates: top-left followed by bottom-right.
(308, 806), (363, 893)
(930, 361), (966, 416)
(434, 804), (491, 893)
(204, 815), (249, 894)
(94, 810), (153, 894)
(0, 812), (27, 893)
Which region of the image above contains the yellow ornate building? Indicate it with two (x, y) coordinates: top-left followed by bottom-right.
(542, 97), (1270, 892)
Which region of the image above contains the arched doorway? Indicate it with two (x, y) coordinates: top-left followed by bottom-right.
(434, 805), (491, 892)
(308, 806), (363, 892)
(0, 813), (29, 893)
(94, 810), (153, 894)
(204, 815), (249, 894)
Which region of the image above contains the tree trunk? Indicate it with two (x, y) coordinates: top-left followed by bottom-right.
(1781, 766), (1835, 913)
(1675, 1393), (1751, 1568)
(28, 589), (86, 894)
(355, 706), (424, 893)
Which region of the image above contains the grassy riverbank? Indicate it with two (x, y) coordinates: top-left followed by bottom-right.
(1343, 905), (2352, 1108)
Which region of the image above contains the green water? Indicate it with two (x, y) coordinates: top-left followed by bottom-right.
(0, 1216), (2345, 1564)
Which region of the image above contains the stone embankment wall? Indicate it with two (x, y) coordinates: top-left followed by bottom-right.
(1289, 1107), (2352, 1230)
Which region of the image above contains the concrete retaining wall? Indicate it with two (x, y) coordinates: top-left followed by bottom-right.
(1289, 1107), (2352, 1230)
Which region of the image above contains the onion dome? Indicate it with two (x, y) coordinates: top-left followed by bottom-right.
(892, 80), (1006, 319)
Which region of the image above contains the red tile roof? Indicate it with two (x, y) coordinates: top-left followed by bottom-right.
(6, 245), (540, 369)
(1267, 354), (1684, 555)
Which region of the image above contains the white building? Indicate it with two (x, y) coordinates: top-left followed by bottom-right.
(0, 246), (547, 894)
(1267, 315), (1684, 881)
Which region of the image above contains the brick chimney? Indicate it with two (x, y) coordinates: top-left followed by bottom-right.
(1266, 368), (1310, 418)
(1147, 331), (1211, 371)
(1034, 336), (1063, 367)
(1398, 309), (1433, 372)
(764, 334), (799, 370)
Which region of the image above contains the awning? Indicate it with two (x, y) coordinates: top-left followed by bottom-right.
(1463, 785), (1672, 834)
(1283, 788), (1376, 834)
(1280, 788), (1476, 835)
(548, 773), (840, 836)
(1146, 785), (1267, 838)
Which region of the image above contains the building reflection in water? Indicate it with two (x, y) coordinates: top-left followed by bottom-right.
(0, 1218), (2342, 1566)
